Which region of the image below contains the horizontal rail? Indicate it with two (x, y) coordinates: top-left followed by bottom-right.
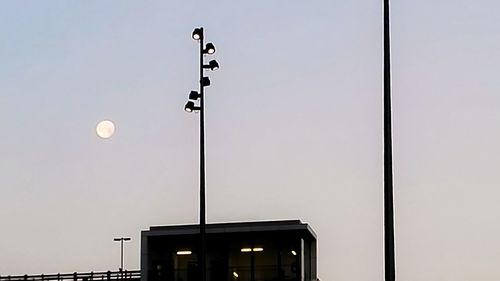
(0, 270), (140, 281)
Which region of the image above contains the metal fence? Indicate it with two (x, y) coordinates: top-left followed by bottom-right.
(0, 270), (141, 281)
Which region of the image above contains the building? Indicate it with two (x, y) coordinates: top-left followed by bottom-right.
(141, 220), (317, 281)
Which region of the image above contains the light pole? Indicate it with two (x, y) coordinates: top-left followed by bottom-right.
(184, 27), (219, 281)
(113, 237), (131, 272)
(383, 0), (396, 280)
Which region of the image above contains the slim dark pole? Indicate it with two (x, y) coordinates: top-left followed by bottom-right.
(120, 240), (124, 271)
(186, 27), (218, 281)
(384, 0), (396, 281)
(198, 27), (207, 281)
(113, 237), (131, 274)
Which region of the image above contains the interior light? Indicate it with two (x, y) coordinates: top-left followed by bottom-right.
(176, 250), (192, 255)
(241, 247), (263, 252)
(233, 272), (239, 278)
(204, 43), (216, 54)
(192, 28), (203, 40)
(291, 250), (297, 256)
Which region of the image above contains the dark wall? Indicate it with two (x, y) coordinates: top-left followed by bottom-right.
(142, 230), (316, 281)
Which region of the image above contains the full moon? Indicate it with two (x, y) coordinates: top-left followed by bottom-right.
(96, 120), (115, 139)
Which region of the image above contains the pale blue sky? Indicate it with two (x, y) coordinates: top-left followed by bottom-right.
(1, 1), (500, 281)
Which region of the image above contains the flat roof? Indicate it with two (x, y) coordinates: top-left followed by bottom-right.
(143, 219), (317, 240)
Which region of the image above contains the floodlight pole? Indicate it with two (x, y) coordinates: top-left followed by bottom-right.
(384, 0), (396, 280)
(198, 27), (207, 281)
(186, 27), (217, 281)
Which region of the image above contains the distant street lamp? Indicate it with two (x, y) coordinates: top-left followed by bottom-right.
(184, 27), (219, 281)
(113, 237), (131, 271)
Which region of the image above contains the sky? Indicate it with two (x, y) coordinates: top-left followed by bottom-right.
(1, 1), (500, 280)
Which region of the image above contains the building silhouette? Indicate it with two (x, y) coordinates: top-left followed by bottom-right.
(141, 220), (317, 281)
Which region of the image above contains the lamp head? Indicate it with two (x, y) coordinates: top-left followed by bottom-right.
(192, 28), (203, 40)
(189, 90), (200, 100)
(184, 101), (195, 112)
(201, 77), (211, 87)
(184, 101), (200, 113)
(203, 60), (219, 71)
(204, 43), (216, 54)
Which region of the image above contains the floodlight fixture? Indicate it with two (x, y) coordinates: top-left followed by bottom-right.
(204, 43), (216, 54)
(192, 28), (203, 40)
(184, 101), (200, 112)
(203, 60), (219, 71)
(201, 77), (211, 87)
(189, 90), (201, 100)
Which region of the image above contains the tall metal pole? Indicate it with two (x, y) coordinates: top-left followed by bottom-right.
(120, 239), (124, 271)
(113, 237), (130, 273)
(384, 0), (396, 281)
(198, 27), (207, 281)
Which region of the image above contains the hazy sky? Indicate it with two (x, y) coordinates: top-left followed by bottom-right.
(1, 1), (500, 280)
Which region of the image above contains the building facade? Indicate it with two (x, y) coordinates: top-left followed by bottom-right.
(141, 220), (317, 281)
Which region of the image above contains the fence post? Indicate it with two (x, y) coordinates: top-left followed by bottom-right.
(57, 274), (60, 281)
(24, 274), (27, 281)
(73, 272), (77, 281)
(106, 271), (110, 281)
(90, 272), (93, 281)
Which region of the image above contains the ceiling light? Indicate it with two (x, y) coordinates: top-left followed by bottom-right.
(176, 250), (192, 255)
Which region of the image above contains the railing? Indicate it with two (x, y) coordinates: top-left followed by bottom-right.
(0, 270), (141, 281)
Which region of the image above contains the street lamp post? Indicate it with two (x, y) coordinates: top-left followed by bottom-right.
(184, 27), (219, 281)
(113, 237), (131, 272)
(383, 0), (396, 281)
